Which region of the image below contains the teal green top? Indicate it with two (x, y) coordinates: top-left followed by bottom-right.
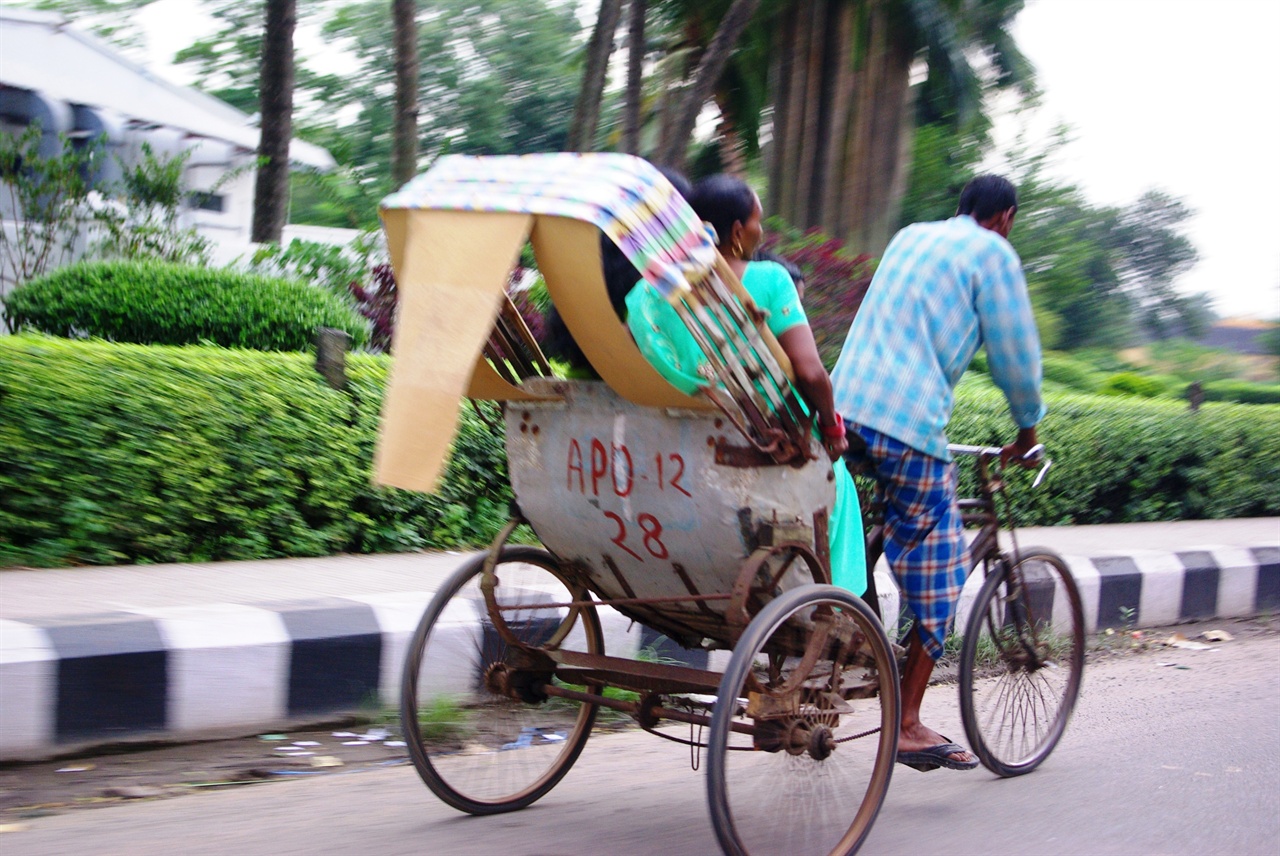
(624, 261), (809, 396)
(829, 457), (867, 596)
(625, 261), (866, 596)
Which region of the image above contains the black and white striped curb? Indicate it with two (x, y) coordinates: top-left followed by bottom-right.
(1, 545), (1275, 760)
(0, 590), (702, 761)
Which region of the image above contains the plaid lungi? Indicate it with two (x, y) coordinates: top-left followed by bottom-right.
(847, 424), (967, 660)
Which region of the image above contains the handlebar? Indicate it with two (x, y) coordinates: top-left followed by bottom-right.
(947, 443), (1054, 488)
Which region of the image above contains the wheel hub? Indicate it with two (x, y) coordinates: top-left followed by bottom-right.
(484, 662), (549, 704)
(807, 724), (835, 760)
(756, 719), (837, 759)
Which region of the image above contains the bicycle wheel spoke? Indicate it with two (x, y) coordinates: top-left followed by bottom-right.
(960, 550), (1085, 776)
(709, 588), (899, 856)
(402, 548), (601, 814)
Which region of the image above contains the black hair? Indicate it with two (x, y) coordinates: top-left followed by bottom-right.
(957, 174), (1018, 222)
(752, 248), (804, 287)
(688, 174), (756, 250)
(542, 165), (692, 371)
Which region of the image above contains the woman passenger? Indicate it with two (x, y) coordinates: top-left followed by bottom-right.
(625, 174), (867, 595)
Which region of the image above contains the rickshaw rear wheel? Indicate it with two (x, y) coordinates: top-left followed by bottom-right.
(401, 546), (602, 815)
(708, 585), (900, 856)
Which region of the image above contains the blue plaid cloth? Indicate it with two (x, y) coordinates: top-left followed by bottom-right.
(831, 215), (1045, 461)
(849, 425), (966, 660)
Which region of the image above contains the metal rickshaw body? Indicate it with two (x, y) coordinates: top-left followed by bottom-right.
(506, 377), (834, 649)
(379, 153), (899, 856)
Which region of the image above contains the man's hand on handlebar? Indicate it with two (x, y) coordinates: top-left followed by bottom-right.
(1000, 426), (1041, 469)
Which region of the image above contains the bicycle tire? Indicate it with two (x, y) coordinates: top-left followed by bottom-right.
(401, 546), (602, 814)
(708, 585), (900, 855)
(959, 548), (1085, 776)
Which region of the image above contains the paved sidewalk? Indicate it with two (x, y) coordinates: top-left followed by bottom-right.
(3, 518), (1276, 620)
(2, 518), (1276, 761)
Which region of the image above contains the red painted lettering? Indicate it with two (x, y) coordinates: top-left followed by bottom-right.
(611, 443), (634, 497)
(638, 513), (668, 559)
(604, 511), (643, 561)
(668, 454), (692, 497)
(567, 439), (584, 493)
(590, 439), (608, 496)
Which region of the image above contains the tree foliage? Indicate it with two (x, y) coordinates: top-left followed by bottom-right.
(0, 125), (98, 289)
(998, 130), (1203, 349)
(900, 123), (1204, 351)
(23, 0), (155, 49)
(319, 0), (581, 155)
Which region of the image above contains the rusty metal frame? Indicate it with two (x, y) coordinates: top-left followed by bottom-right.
(726, 541), (824, 641)
(471, 517), (877, 744)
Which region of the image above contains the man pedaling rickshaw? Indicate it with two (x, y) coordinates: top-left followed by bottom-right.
(832, 174), (1046, 772)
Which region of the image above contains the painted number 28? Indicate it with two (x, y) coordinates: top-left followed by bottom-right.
(604, 511), (669, 562)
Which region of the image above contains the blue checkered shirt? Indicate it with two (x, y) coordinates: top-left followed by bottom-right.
(831, 215), (1046, 460)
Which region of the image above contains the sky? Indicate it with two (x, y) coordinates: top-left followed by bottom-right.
(1001, 0), (1280, 320)
(128, 0), (1280, 320)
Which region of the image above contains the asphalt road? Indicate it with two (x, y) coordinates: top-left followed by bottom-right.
(4, 625), (1277, 856)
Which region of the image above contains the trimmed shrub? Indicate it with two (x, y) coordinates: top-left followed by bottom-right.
(1198, 379), (1280, 405)
(1098, 371), (1167, 398)
(3, 259), (369, 351)
(945, 386), (1280, 524)
(0, 336), (508, 567)
(1041, 352), (1103, 393)
(2, 336), (1276, 567)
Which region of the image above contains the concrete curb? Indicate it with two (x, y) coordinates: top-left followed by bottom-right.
(2, 545), (1276, 761)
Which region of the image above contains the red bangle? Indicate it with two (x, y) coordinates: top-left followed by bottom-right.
(820, 417), (845, 440)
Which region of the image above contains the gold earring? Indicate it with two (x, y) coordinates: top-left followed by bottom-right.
(732, 240), (742, 258)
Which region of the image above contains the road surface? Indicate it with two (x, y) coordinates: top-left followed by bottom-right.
(3, 622), (1277, 855)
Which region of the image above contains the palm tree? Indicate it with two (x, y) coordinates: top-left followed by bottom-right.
(653, 0), (762, 170)
(569, 0), (624, 151)
(768, 0), (1032, 253)
(391, 0), (418, 189)
(251, 0), (296, 243)
(567, 0), (1030, 250)
(622, 0), (647, 154)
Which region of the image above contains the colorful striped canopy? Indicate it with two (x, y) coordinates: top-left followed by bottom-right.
(382, 152), (718, 298)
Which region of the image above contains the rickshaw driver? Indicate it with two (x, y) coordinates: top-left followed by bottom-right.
(831, 175), (1046, 772)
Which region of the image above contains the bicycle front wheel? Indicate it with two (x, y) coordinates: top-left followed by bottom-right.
(959, 548), (1085, 776)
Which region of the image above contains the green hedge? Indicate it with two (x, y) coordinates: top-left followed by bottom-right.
(0, 336), (506, 567)
(1040, 352), (1104, 393)
(3, 260), (369, 351)
(1198, 379), (1280, 405)
(2, 336), (1276, 567)
(946, 386), (1280, 524)
(1097, 371), (1168, 398)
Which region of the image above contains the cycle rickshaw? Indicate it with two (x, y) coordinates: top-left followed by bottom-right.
(374, 154), (1083, 856)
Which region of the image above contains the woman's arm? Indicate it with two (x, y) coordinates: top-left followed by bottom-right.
(777, 324), (847, 460)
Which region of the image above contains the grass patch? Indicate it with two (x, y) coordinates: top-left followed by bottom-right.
(415, 695), (474, 743)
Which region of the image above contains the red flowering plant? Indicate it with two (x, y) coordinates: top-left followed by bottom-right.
(759, 219), (875, 368)
(348, 263), (398, 353)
